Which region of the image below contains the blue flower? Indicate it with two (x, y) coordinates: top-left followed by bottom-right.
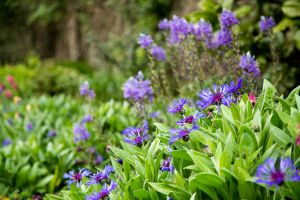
(86, 182), (117, 200)
(176, 111), (205, 126)
(217, 28), (232, 47)
(168, 98), (188, 114)
(94, 154), (104, 165)
(80, 81), (95, 98)
(26, 123), (33, 131)
(239, 52), (260, 77)
(2, 138), (11, 146)
(81, 115), (93, 123)
(63, 168), (91, 187)
(122, 121), (149, 146)
(123, 71), (154, 103)
(47, 130), (57, 138)
(220, 10), (239, 28)
(259, 16), (275, 33)
(197, 84), (231, 109)
(160, 157), (174, 172)
(158, 18), (170, 30)
(169, 124), (199, 144)
(151, 45), (166, 61)
(138, 33), (153, 49)
(227, 78), (243, 95)
(255, 158), (300, 187)
(86, 165), (114, 186)
(73, 123), (90, 143)
(193, 19), (213, 41)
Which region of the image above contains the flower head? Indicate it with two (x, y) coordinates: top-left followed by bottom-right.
(138, 33), (153, 49)
(151, 45), (166, 61)
(239, 52), (260, 77)
(256, 158), (300, 187)
(193, 19), (213, 41)
(73, 123), (90, 143)
(5, 90), (12, 99)
(296, 135), (300, 146)
(2, 138), (11, 146)
(26, 123), (33, 131)
(95, 154), (104, 165)
(86, 165), (114, 186)
(47, 130), (57, 138)
(177, 111), (205, 126)
(158, 18), (170, 30)
(160, 157), (175, 172)
(249, 92), (256, 106)
(122, 121), (149, 146)
(220, 10), (239, 28)
(217, 28), (233, 47)
(168, 98), (188, 114)
(63, 168), (91, 187)
(227, 78), (243, 95)
(86, 182), (117, 200)
(197, 84), (232, 109)
(81, 115), (93, 123)
(123, 71), (154, 103)
(169, 124), (199, 144)
(80, 81), (95, 98)
(259, 16), (276, 33)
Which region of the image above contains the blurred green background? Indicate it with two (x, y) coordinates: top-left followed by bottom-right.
(0, 0), (298, 100)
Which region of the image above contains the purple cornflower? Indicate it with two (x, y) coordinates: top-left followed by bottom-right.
(86, 165), (114, 186)
(216, 28), (233, 47)
(123, 71), (154, 103)
(160, 157), (174, 172)
(259, 16), (276, 33)
(85, 182), (117, 200)
(220, 10), (239, 28)
(227, 78), (243, 95)
(80, 81), (95, 98)
(158, 18), (170, 30)
(169, 124), (199, 144)
(122, 121), (149, 146)
(26, 123), (33, 131)
(81, 115), (93, 123)
(47, 130), (57, 138)
(151, 45), (166, 61)
(149, 111), (160, 119)
(63, 168), (91, 187)
(256, 158), (300, 187)
(168, 98), (188, 114)
(73, 123), (90, 143)
(166, 16), (190, 44)
(177, 111), (205, 126)
(138, 33), (153, 49)
(2, 138), (11, 146)
(239, 52), (260, 77)
(193, 19), (213, 41)
(197, 84), (232, 109)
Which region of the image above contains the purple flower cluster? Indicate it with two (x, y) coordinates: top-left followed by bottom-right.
(63, 168), (91, 187)
(47, 130), (57, 138)
(26, 123), (33, 131)
(160, 157), (175, 172)
(156, 10), (238, 49)
(168, 98), (188, 114)
(259, 16), (276, 34)
(86, 182), (117, 200)
(239, 52), (260, 77)
(151, 45), (167, 61)
(197, 78), (242, 110)
(73, 115), (94, 143)
(86, 165), (114, 186)
(122, 121), (149, 146)
(80, 81), (95, 99)
(123, 71), (154, 103)
(138, 33), (153, 49)
(256, 158), (300, 187)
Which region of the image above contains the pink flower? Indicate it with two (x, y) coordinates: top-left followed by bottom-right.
(5, 90), (12, 99)
(249, 92), (256, 106)
(6, 75), (17, 90)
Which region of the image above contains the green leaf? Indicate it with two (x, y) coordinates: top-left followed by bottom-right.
(187, 150), (214, 173)
(133, 189), (150, 199)
(172, 149), (192, 161)
(190, 172), (225, 188)
(282, 0), (300, 17)
(153, 123), (169, 133)
(286, 85), (300, 106)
